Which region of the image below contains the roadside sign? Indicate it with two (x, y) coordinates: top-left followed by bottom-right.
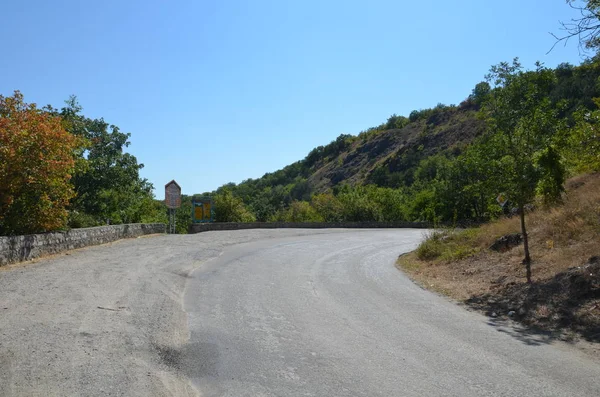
(194, 205), (203, 220)
(165, 180), (182, 209)
(496, 193), (508, 207)
(165, 180), (182, 234)
(192, 197), (213, 223)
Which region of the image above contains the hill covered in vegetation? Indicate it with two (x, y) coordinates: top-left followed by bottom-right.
(192, 58), (600, 229)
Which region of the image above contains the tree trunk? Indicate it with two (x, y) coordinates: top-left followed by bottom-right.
(519, 202), (532, 283)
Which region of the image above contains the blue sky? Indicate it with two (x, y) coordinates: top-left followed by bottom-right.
(1, 1), (585, 197)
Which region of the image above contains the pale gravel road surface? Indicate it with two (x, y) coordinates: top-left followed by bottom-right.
(183, 230), (600, 397)
(0, 229), (344, 396)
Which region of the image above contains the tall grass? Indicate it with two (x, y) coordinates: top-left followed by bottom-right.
(414, 173), (600, 271)
(416, 229), (480, 262)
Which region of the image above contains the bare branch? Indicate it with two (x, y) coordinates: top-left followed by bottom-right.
(549, 0), (600, 55)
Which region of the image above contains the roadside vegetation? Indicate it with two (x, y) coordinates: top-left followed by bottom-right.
(0, 93), (167, 235)
(399, 172), (600, 341)
(394, 0), (600, 341)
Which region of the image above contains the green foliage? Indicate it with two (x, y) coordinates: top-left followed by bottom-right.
(385, 114), (409, 130)
(416, 229), (480, 261)
(0, 93), (167, 235)
(415, 231), (446, 260)
(213, 189), (256, 222)
(335, 186), (385, 222)
(469, 82), (491, 106)
(248, 188), (282, 222)
(409, 109), (423, 122)
(408, 104), (453, 124)
(407, 187), (440, 224)
(368, 187), (408, 221)
(551, 61), (600, 115)
(7, 30), (600, 237)
(482, 59), (567, 208)
(564, 99), (600, 173)
(535, 146), (566, 205)
(140, 198), (168, 225)
(311, 193), (344, 222)
(479, 59), (570, 279)
(67, 211), (101, 229)
(272, 201), (323, 222)
(304, 134), (357, 168)
(50, 97), (159, 227)
(173, 195), (192, 234)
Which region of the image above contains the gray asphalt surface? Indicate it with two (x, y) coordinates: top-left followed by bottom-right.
(184, 230), (600, 397)
(0, 229), (341, 396)
(2, 229), (600, 397)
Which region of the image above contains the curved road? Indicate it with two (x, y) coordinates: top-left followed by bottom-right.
(184, 230), (600, 396)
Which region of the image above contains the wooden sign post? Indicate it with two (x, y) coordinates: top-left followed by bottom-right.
(165, 180), (181, 234)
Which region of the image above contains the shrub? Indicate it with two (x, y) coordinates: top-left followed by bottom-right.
(415, 229), (480, 261)
(415, 230), (448, 260)
(0, 92), (82, 235)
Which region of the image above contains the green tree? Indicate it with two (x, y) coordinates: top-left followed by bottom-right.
(564, 99), (600, 172)
(469, 82), (491, 106)
(173, 195), (193, 234)
(385, 114), (409, 130)
(213, 189), (256, 222)
(56, 98), (154, 225)
(276, 201), (323, 222)
(452, 141), (502, 221)
(248, 187), (285, 221)
(361, 186), (408, 222)
(406, 187), (440, 223)
(336, 185), (382, 222)
(311, 193), (344, 222)
(482, 59), (566, 282)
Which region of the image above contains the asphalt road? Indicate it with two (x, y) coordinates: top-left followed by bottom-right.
(184, 230), (600, 397)
(0, 229), (340, 396)
(2, 229), (600, 396)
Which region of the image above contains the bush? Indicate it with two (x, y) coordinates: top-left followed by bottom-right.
(213, 189), (256, 222)
(0, 92), (81, 235)
(68, 211), (101, 229)
(415, 230), (448, 260)
(415, 229), (480, 261)
(278, 201), (323, 222)
(311, 193), (344, 222)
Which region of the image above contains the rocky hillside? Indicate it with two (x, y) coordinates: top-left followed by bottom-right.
(228, 101), (484, 202)
(308, 104), (483, 191)
(201, 59), (600, 224)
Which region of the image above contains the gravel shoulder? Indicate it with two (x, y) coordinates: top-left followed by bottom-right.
(0, 229), (346, 397)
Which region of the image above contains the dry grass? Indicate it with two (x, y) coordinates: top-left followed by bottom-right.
(398, 173), (600, 340)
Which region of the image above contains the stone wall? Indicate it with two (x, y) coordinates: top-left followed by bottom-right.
(0, 223), (165, 266)
(189, 221), (428, 234)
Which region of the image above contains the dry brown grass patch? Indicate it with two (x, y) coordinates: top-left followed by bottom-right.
(398, 173), (600, 341)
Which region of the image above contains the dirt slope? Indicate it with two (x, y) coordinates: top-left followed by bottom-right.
(398, 172), (600, 343)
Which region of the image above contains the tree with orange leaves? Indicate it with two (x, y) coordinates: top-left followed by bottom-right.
(0, 91), (81, 235)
